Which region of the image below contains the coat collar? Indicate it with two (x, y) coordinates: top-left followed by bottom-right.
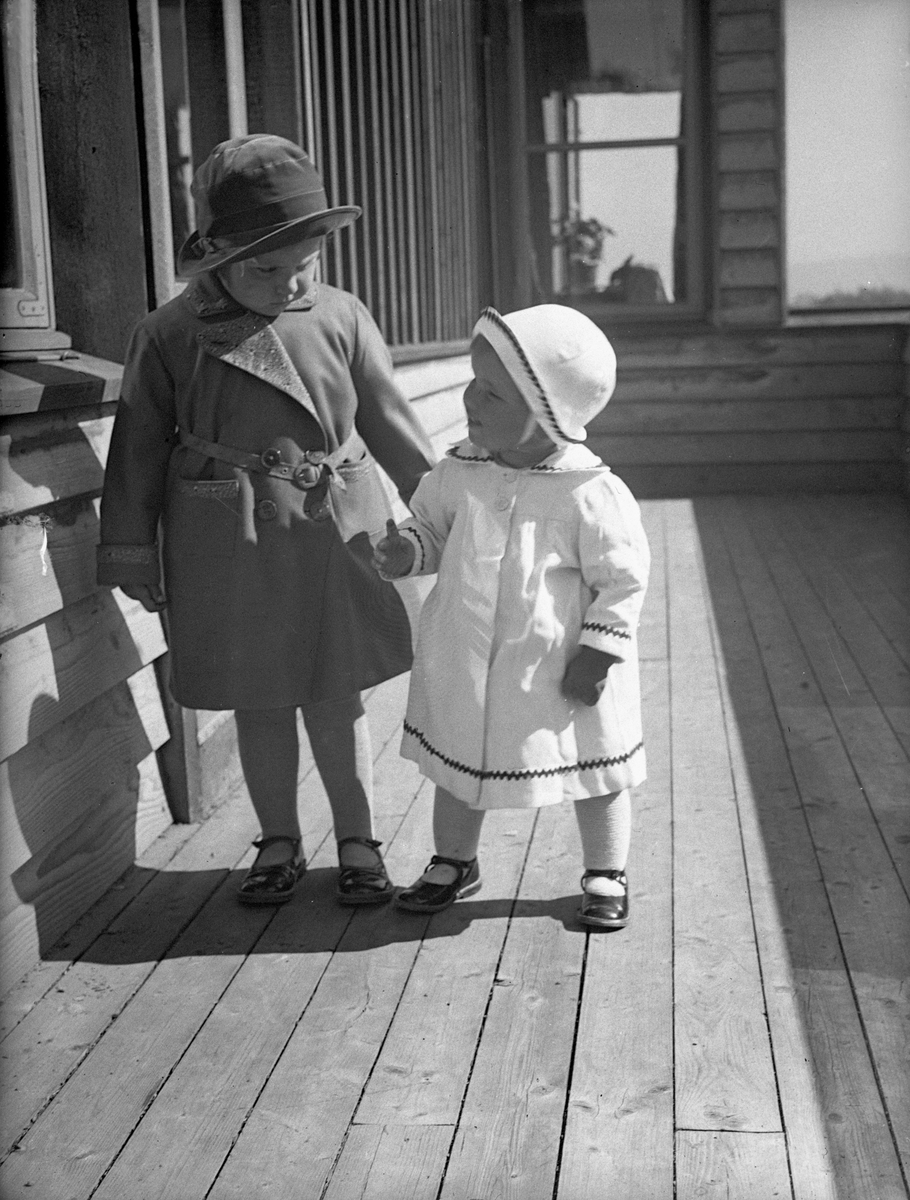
(446, 438), (605, 472)
(181, 273), (322, 425)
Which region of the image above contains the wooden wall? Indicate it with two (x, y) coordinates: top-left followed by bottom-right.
(711, 0), (784, 327)
(0, 363), (173, 992)
(589, 324), (908, 496)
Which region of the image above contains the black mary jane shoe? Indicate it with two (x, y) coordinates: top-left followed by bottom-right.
(237, 835), (305, 906)
(578, 869), (629, 929)
(335, 836), (395, 905)
(395, 855), (481, 913)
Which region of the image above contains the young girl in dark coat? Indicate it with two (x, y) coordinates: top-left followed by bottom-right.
(97, 135), (435, 905)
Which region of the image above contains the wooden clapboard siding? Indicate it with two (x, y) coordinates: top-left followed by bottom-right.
(0, 590), (166, 762)
(0, 665), (171, 993)
(0, 404), (114, 512)
(712, 0), (784, 327)
(0, 496), (100, 637)
(587, 324), (907, 495)
(0, 356), (180, 987)
(0, 355), (122, 417)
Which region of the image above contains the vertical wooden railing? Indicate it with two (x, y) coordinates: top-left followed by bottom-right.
(303, 0), (481, 349)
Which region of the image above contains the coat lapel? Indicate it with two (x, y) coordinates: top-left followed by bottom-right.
(184, 277), (323, 427)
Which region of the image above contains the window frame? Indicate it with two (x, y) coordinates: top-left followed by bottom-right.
(507, 0), (707, 322)
(0, 0), (70, 355)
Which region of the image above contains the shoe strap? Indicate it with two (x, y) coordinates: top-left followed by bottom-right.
(581, 868), (626, 883)
(429, 854), (476, 871)
(337, 836), (383, 851)
(253, 835), (301, 852)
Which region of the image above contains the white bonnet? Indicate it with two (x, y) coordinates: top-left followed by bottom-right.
(471, 305), (617, 444)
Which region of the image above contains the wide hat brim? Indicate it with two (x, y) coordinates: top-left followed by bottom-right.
(177, 205), (361, 277)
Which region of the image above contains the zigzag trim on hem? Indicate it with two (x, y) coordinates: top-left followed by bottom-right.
(582, 621), (632, 640)
(403, 720), (644, 781)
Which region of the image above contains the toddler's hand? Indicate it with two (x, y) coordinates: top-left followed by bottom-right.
(373, 518), (416, 579)
(561, 645), (619, 707)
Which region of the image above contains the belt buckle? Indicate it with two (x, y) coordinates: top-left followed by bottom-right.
(293, 462), (322, 490)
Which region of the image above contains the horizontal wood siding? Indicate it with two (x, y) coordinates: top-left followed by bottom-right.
(588, 324), (908, 495)
(711, 1), (784, 327)
(0, 371), (174, 986)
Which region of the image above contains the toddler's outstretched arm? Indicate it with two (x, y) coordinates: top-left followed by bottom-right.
(561, 645), (620, 707)
(373, 518), (417, 579)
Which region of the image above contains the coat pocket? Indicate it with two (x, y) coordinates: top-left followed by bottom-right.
(166, 478), (241, 558)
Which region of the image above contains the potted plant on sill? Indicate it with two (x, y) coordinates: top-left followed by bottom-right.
(554, 212), (615, 293)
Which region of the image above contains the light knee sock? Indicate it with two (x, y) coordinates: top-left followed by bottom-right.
(416, 787), (486, 883)
(574, 790), (631, 896)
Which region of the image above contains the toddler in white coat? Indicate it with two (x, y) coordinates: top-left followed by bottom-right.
(374, 305), (649, 927)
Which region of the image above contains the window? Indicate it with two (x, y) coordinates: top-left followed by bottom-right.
(785, 0), (910, 312)
(1, 0), (69, 355)
(517, 0), (704, 315)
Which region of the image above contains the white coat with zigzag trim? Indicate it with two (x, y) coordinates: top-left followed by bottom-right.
(397, 440), (650, 809)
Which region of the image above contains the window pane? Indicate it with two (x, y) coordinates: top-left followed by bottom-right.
(785, 0), (910, 310)
(537, 146), (684, 304)
(524, 0), (683, 137)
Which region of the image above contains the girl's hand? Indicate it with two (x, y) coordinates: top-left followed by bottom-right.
(373, 519), (416, 579)
(561, 645), (619, 707)
(119, 583), (166, 612)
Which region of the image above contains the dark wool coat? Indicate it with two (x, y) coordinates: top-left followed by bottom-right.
(97, 273), (435, 710)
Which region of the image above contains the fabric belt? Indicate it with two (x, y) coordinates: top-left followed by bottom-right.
(178, 428), (360, 491)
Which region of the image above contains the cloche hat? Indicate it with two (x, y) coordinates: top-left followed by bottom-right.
(177, 134), (361, 277)
(471, 305), (617, 444)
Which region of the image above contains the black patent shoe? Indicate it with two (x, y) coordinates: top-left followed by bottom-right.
(238, 836), (304, 905)
(395, 855), (481, 913)
(336, 836), (395, 905)
(578, 869), (629, 928)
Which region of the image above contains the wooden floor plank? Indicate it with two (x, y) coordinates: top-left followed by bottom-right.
(205, 775), (438, 1200)
(354, 808), (536, 1126)
(438, 801), (588, 1200)
(2, 497), (907, 1200)
(708, 498), (909, 1198)
(0, 874), (277, 1198)
(557, 659), (674, 1200)
(676, 1130), (792, 1200)
(0, 786), (259, 1160)
(323, 1125), (454, 1200)
(791, 496), (910, 668)
(696, 498), (870, 1199)
(665, 500), (781, 1134)
(749, 495), (910, 710)
(87, 724), (424, 1200)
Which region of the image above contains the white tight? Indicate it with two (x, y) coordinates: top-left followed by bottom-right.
(423, 785), (631, 879)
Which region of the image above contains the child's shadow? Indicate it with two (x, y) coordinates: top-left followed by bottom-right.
(43, 866), (603, 966)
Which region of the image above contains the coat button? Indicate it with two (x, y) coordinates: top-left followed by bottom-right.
(308, 500), (332, 521)
(260, 447), (282, 469)
(306, 449), (326, 464)
(256, 499), (278, 521)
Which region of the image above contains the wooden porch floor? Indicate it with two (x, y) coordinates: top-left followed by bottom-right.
(1, 494), (908, 1200)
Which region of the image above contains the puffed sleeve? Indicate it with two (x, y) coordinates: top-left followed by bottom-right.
(575, 474), (650, 661)
(348, 297), (435, 502)
(394, 459), (456, 575)
(96, 323), (177, 588)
